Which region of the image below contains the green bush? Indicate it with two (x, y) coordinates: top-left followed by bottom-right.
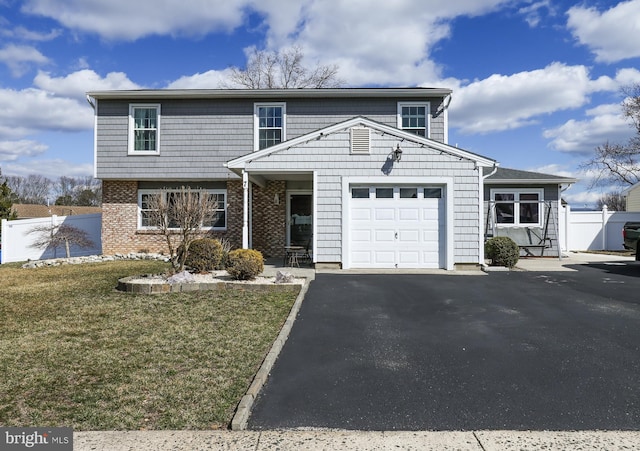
(184, 238), (224, 272)
(226, 249), (264, 280)
(485, 236), (520, 268)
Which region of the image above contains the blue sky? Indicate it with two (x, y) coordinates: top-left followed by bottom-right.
(1, 0), (640, 206)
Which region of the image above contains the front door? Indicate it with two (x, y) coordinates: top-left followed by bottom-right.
(287, 192), (313, 247)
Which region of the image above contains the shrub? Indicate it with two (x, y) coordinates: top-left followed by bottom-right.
(184, 238), (224, 272)
(216, 238), (233, 270)
(226, 249), (264, 280)
(485, 236), (520, 268)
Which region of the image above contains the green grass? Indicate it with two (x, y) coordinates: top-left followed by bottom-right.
(0, 260), (299, 430)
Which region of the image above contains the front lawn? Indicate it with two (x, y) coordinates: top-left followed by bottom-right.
(0, 260), (299, 430)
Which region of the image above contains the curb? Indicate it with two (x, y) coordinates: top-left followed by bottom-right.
(231, 278), (311, 430)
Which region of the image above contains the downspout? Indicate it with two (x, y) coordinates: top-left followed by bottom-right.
(479, 164), (498, 267)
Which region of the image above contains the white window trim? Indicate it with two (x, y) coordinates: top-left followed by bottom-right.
(254, 102), (286, 151)
(137, 188), (227, 230)
(491, 188), (544, 227)
(128, 104), (161, 155)
(397, 101), (430, 138)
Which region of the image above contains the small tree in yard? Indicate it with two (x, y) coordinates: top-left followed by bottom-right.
(29, 223), (95, 258)
(144, 187), (218, 272)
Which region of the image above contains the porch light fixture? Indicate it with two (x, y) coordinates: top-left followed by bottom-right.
(393, 144), (403, 162)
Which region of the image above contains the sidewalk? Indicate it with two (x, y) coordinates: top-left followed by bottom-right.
(74, 430), (640, 450)
(515, 251), (637, 271)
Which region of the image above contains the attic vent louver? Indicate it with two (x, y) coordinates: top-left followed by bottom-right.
(350, 127), (370, 154)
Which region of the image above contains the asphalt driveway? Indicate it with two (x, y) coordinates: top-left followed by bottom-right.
(249, 263), (640, 431)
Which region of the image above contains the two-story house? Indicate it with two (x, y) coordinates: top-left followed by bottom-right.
(87, 88), (573, 269)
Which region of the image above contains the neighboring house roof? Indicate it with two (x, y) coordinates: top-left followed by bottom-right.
(86, 87), (453, 100)
(226, 116), (497, 172)
(485, 167), (576, 185)
(12, 204), (102, 219)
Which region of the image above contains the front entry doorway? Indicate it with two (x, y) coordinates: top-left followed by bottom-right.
(287, 192), (312, 247)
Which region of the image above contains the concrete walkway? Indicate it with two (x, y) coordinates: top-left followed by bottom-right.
(74, 430), (640, 450)
(514, 251), (637, 271)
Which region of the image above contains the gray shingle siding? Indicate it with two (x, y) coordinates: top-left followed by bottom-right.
(245, 129), (479, 265)
(95, 96), (447, 180)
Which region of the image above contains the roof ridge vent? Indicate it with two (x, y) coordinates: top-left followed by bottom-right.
(351, 127), (370, 154)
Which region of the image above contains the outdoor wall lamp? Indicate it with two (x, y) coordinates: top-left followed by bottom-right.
(393, 144), (403, 162)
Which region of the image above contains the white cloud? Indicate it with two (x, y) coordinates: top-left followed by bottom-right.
(530, 163), (575, 179)
(166, 69), (233, 89)
(518, 1), (555, 27)
(567, 0), (640, 63)
(2, 159), (94, 179)
(543, 103), (635, 154)
(267, 0), (511, 87)
(0, 140), (48, 162)
(34, 70), (141, 100)
(0, 44), (49, 77)
(450, 63), (596, 134)
(0, 88), (92, 139)
(1, 26), (62, 41)
(21, 0), (251, 41)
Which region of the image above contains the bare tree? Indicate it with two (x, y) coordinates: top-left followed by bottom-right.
(29, 223), (96, 258)
(224, 46), (343, 89)
(144, 187), (218, 272)
(596, 191), (626, 211)
(580, 83), (640, 188)
(6, 174), (52, 204)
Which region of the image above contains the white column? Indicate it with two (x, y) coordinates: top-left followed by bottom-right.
(242, 170), (249, 249)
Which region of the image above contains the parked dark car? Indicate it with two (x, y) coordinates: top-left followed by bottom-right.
(622, 222), (640, 260)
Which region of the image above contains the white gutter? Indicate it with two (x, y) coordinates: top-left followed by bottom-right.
(479, 164), (499, 266)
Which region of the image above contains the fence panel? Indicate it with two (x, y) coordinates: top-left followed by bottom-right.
(561, 207), (640, 251)
(1, 214), (102, 264)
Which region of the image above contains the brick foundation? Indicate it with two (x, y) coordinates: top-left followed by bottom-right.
(101, 180), (285, 258)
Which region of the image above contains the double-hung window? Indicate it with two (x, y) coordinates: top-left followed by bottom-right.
(255, 103), (285, 150)
(138, 189), (227, 230)
(129, 104), (160, 154)
(398, 102), (429, 137)
(492, 189), (543, 227)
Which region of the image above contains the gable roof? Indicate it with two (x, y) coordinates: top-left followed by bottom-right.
(226, 116), (496, 172)
(486, 167), (576, 185)
(622, 181), (640, 195)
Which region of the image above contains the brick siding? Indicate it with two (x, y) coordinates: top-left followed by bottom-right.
(101, 179), (284, 257)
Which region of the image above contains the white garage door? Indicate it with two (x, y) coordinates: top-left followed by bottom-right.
(349, 186), (445, 268)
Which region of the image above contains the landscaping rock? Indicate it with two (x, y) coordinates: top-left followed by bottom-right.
(275, 270), (294, 284)
(167, 271), (196, 284)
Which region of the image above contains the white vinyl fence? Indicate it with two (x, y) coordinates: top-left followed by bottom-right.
(1, 214), (102, 264)
(560, 206), (640, 252)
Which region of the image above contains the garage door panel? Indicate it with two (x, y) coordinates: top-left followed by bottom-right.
(399, 208), (420, 221)
(374, 251), (395, 264)
(398, 230), (419, 242)
(374, 229), (396, 242)
(351, 251), (373, 265)
(351, 208), (372, 221)
(375, 208), (395, 221)
(351, 230), (372, 242)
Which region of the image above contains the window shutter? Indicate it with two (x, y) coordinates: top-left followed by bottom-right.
(351, 127), (370, 154)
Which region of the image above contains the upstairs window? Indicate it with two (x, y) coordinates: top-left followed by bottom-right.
(255, 103), (286, 150)
(492, 190), (543, 227)
(129, 104), (160, 154)
(398, 102), (429, 137)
